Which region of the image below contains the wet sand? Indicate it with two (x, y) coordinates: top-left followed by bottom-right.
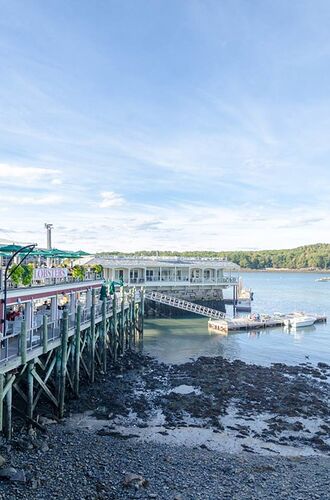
(0, 352), (329, 499)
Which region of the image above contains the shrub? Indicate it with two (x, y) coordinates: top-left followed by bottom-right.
(71, 265), (85, 280)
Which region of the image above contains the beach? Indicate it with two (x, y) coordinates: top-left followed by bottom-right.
(0, 351), (329, 499)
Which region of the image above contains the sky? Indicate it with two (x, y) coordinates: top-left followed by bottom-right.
(1, 0), (330, 252)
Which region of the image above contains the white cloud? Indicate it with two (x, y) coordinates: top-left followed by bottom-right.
(99, 191), (125, 208)
(51, 178), (62, 185)
(0, 194), (62, 206)
(0, 164), (62, 186)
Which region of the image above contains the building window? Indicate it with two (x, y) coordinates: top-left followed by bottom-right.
(146, 270), (154, 281)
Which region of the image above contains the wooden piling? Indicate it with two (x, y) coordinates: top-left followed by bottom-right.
(20, 320), (27, 365)
(101, 299), (107, 373)
(42, 315), (48, 354)
(90, 289), (96, 383)
(59, 310), (69, 418)
(113, 293), (118, 362)
(4, 374), (12, 439)
(128, 292), (132, 350)
(120, 287), (125, 354)
(27, 361), (34, 421)
(55, 347), (61, 401)
(140, 288), (145, 339)
(0, 373), (4, 432)
(74, 304), (81, 397)
(131, 289), (136, 347)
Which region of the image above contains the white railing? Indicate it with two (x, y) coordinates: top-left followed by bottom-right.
(2, 272), (103, 291)
(145, 291), (226, 320)
(128, 276), (238, 286)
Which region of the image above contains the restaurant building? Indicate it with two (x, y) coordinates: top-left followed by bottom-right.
(81, 256), (240, 316)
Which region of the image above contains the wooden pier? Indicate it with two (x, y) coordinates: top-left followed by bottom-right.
(0, 287), (144, 439)
(208, 313), (327, 334)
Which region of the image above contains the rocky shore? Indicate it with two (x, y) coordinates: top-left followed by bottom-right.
(0, 352), (329, 499)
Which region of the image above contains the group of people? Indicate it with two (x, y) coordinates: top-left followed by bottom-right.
(6, 308), (23, 321)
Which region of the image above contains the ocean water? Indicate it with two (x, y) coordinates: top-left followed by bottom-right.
(143, 272), (330, 366)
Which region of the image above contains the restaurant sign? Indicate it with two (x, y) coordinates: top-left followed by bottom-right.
(33, 268), (68, 280)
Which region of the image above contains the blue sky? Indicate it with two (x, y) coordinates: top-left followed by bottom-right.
(0, 0), (330, 251)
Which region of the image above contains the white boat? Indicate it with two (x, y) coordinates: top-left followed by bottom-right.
(316, 277), (330, 282)
(236, 278), (253, 311)
(284, 314), (316, 328)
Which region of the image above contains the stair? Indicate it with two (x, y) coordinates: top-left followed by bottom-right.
(144, 291), (226, 320)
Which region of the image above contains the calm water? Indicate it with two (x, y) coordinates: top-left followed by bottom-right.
(144, 272), (330, 366)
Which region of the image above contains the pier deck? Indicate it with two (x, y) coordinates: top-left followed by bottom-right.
(208, 314), (327, 333)
(0, 287), (144, 439)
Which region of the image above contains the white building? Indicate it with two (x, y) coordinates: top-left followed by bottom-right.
(83, 256), (239, 289)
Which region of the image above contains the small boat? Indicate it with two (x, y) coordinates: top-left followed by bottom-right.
(284, 314), (316, 328)
(316, 277), (330, 282)
(236, 278), (253, 311)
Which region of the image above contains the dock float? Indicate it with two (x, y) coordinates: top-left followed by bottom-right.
(208, 313), (327, 334)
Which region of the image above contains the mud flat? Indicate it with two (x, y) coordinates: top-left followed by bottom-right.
(0, 352), (329, 499)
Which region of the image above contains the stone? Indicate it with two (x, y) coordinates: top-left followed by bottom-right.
(123, 472), (149, 488)
(39, 416), (57, 425)
(0, 467), (26, 482)
(0, 455), (6, 467)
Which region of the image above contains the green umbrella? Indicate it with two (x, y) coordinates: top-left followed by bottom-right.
(0, 244), (25, 252)
(45, 248), (75, 258)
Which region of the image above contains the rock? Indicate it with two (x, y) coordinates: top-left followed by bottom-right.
(39, 416), (57, 425)
(28, 427), (37, 439)
(123, 473), (149, 489)
(0, 467), (26, 482)
(0, 455), (6, 467)
(97, 429), (139, 439)
(253, 465), (276, 473)
(317, 362), (329, 369)
(31, 478), (41, 489)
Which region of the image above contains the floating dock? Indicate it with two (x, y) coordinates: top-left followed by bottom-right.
(208, 313), (327, 333)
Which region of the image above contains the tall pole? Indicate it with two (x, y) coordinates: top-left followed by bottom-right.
(44, 223), (53, 250)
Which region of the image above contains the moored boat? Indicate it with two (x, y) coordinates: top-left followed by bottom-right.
(284, 314), (316, 328)
(236, 278), (253, 311)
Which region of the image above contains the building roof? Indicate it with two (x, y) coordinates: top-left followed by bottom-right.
(85, 256), (240, 271)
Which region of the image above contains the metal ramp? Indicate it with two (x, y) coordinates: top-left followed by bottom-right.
(144, 291), (226, 320)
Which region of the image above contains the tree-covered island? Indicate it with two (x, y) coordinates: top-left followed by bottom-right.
(97, 244), (330, 270)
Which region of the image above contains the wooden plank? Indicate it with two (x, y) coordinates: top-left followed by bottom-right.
(33, 353), (57, 409)
(32, 369), (58, 408)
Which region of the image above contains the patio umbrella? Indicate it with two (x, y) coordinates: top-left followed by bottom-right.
(74, 250), (92, 256)
(0, 244), (25, 253)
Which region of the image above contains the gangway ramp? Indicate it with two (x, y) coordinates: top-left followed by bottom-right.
(144, 291), (226, 320)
